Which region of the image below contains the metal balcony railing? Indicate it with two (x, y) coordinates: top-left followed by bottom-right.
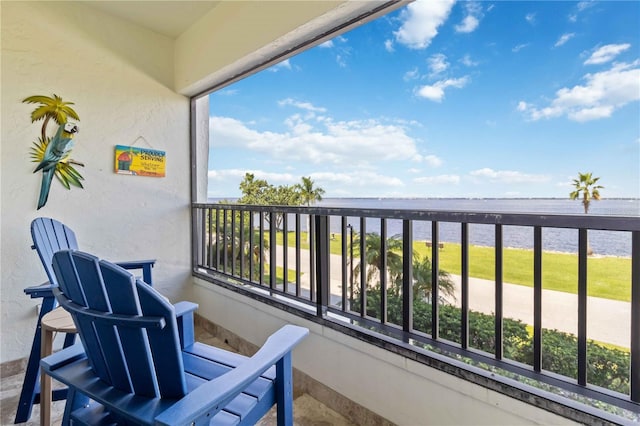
(192, 202), (640, 419)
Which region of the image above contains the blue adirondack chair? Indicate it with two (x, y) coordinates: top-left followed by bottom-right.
(42, 250), (309, 425)
(15, 218), (156, 423)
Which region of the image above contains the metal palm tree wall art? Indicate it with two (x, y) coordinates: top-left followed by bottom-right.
(23, 94), (84, 209)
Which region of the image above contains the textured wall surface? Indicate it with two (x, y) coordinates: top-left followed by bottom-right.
(0, 2), (191, 363)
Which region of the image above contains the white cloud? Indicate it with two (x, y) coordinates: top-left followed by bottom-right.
(512, 43), (530, 53)
(455, 2), (482, 33)
(525, 13), (536, 24)
(393, 0), (455, 49)
(403, 67), (420, 81)
(416, 76), (470, 102)
(469, 168), (551, 184)
(209, 169), (296, 184)
(312, 171), (404, 187)
(210, 114), (423, 167)
(517, 60), (640, 122)
(427, 53), (449, 76)
(577, 1), (594, 11)
(455, 15), (479, 33)
(319, 40), (334, 48)
(460, 54), (478, 67)
(584, 43), (631, 65)
(423, 155), (443, 167)
(278, 98), (327, 113)
(269, 59), (292, 72)
(568, 2), (594, 23)
(384, 39), (394, 52)
(414, 174), (460, 184)
(408, 168), (421, 174)
(554, 33), (575, 47)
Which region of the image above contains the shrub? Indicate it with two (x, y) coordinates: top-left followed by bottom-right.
(355, 288), (630, 394)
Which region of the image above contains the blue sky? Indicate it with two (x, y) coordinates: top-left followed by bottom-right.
(208, 0), (640, 199)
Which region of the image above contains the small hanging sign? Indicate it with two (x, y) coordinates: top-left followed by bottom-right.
(115, 145), (166, 177)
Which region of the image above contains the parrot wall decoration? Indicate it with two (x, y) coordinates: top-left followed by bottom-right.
(33, 122), (80, 209)
(23, 94), (84, 209)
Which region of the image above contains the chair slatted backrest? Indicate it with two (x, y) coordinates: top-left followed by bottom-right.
(31, 218), (79, 286)
(52, 250), (187, 399)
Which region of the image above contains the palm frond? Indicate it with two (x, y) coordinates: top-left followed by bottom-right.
(23, 95), (56, 104)
(56, 163), (85, 189)
(30, 138), (49, 162)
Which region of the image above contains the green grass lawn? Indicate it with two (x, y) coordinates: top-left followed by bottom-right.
(273, 231), (632, 302)
(419, 243), (632, 302)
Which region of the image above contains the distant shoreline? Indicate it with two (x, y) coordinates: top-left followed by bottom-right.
(319, 197), (640, 201)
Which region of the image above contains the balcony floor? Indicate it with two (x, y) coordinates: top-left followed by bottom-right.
(2, 326), (354, 426)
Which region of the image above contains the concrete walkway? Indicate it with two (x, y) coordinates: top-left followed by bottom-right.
(275, 247), (631, 348)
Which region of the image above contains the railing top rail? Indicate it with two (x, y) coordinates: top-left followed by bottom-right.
(192, 203), (640, 232)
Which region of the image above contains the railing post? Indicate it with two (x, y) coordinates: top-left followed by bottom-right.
(223, 209), (228, 274)
(360, 217), (367, 317)
(215, 208), (221, 270)
(309, 214), (316, 302)
(259, 211), (264, 285)
(577, 229), (588, 386)
(283, 213), (289, 294)
(495, 224), (503, 360)
(341, 218), (348, 311)
(239, 210), (245, 279)
(461, 223), (469, 349)
(295, 214), (301, 297)
(631, 231), (640, 402)
(431, 221), (439, 339)
(315, 215), (329, 318)
(402, 220), (413, 333)
(380, 218), (388, 324)
(533, 226), (542, 372)
(231, 210), (236, 277)
(270, 211), (277, 291)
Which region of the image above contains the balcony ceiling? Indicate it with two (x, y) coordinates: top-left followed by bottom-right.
(83, 1), (220, 38)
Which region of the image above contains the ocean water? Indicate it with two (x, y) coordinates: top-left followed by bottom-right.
(315, 198), (640, 256)
(209, 198), (639, 256)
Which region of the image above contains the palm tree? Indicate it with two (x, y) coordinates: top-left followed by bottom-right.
(297, 176), (325, 206)
(296, 177), (325, 242)
(570, 172), (603, 214)
(23, 94), (80, 141)
(570, 172), (604, 255)
(352, 233), (404, 287)
(351, 232), (456, 305)
(412, 255), (455, 304)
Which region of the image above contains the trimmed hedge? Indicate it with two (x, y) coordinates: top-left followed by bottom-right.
(357, 290), (630, 394)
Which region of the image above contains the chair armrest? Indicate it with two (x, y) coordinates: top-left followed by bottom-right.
(173, 301), (198, 349)
(116, 259), (156, 286)
(40, 342), (86, 374)
(116, 259), (156, 269)
(154, 325), (308, 426)
(24, 281), (54, 298)
(174, 301), (198, 317)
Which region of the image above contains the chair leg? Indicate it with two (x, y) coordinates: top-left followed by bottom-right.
(14, 297), (56, 423)
(275, 353), (294, 426)
(62, 388), (89, 425)
(40, 325), (54, 426)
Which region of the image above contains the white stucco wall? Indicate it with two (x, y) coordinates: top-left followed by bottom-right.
(192, 279), (578, 425)
(1, 2), (191, 363)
